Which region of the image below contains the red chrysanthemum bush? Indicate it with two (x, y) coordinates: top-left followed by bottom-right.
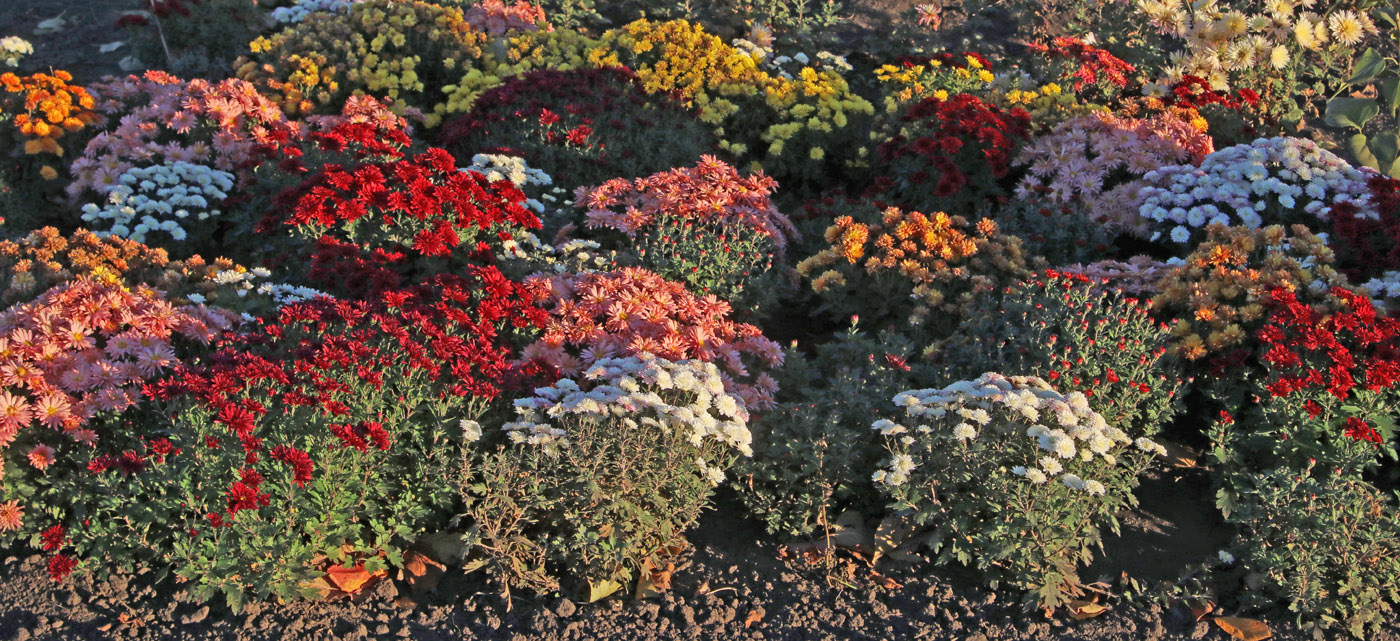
(1159, 75), (1270, 147)
(521, 267), (783, 409)
(1329, 175), (1400, 300)
(866, 94), (1032, 217)
(1024, 37), (1135, 101)
(254, 110), (540, 299)
(1206, 287), (1400, 636)
(437, 67), (717, 193)
(34, 271), (545, 607)
(0, 278), (236, 539)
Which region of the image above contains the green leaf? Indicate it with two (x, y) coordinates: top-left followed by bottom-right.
(1347, 48), (1387, 85)
(1326, 98), (1380, 130)
(1380, 77), (1400, 115)
(1372, 132), (1400, 169)
(1377, 7), (1398, 29)
(1350, 133), (1381, 169)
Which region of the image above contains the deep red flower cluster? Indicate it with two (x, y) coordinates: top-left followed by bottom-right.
(1025, 37), (1135, 92)
(1329, 175), (1400, 285)
(869, 94), (1030, 214)
(1258, 287), (1400, 409)
(1162, 76), (1261, 111)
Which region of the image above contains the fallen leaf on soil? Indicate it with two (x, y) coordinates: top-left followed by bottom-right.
(416, 531), (470, 565)
(634, 558), (672, 599)
(298, 575), (343, 601)
(98, 41), (126, 53)
(586, 578), (622, 602)
(869, 570), (902, 590)
(743, 607), (764, 629)
(34, 16), (68, 35)
(1067, 599), (1108, 620)
(1190, 601), (1216, 622)
(1214, 616), (1272, 641)
(118, 56), (144, 72)
(1158, 439), (1200, 468)
(325, 563), (376, 594)
(402, 550), (446, 595)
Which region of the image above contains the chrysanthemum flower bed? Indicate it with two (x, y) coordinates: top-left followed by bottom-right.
(2, 0), (1400, 637)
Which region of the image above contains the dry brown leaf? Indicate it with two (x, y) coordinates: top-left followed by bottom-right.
(1190, 601), (1216, 622)
(1067, 599), (1108, 620)
(1159, 439), (1200, 468)
(325, 563), (375, 594)
(402, 550), (446, 596)
(299, 575), (342, 600)
(743, 608), (764, 629)
(870, 570), (903, 590)
(1214, 616), (1272, 641)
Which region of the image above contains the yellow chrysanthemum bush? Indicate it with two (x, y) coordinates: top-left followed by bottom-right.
(589, 19), (873, 187)
(871, 53), (997, 116)
(796, 202), (1038, 340)
(235, 0), (503, 127)
(1135, 0), (1377, 124)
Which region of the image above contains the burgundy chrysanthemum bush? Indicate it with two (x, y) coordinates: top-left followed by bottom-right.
(866, 93), (1032, 216)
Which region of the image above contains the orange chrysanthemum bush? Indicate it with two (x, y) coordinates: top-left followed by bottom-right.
(0, 227), (304, 317)
(796, 203), (1037, 340)
(0, 277), (237, 541)
(521, 267), (784, 410)
(0, 70), (102, 213)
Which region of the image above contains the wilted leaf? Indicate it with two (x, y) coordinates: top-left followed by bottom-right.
(401, 550), (446, 596)
(586, 578), (622, 602)
(869, 569), (903, 590)
(1215, 616), (1272, 641)
(634, 558), (672, 599)
(743, 607), (764, 629)
(873, 514), (916, 561)
(1190, 601), (1216, 622)
(325, 563), (375, 594)
(298, 575), (342, 601)
(1067, 598), (1108, 620)
(1159, 439), (1199, 468)
(98, 41), (126, 53)
(417, 531), (470, 565)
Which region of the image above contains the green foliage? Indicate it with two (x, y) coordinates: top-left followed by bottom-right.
(125, 0), (270, 76)
(934, 270), (1184, 438)
(1223, 464), (1400, 638)
(630, 213), (780, 317)
(739, 325), (930, 537)
(1326, 16), (1400, 177)
(984, 200), (1112, 265)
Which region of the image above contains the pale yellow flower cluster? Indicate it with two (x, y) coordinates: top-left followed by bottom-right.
(1135, 0), (1377, 89)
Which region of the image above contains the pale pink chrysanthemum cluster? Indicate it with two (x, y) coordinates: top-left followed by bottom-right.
(463, 0), (551, 35)
(1015, 111), (1213, 236)
(522, 267), (783, 409)
(1056, 256), (1170, 295)
(68, 71), (300, 199)
(577, 156), (799, 252)
(0, 278), (238, 457)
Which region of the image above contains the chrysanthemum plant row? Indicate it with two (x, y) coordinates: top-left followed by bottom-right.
(0, 0), (1399, 635)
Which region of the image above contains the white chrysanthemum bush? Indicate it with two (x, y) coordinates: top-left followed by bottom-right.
(80, 161), (235, 255)
(874, 373), (1167, 610)
(462, 356), (752, 597)
(1139, 137), (1375, 249)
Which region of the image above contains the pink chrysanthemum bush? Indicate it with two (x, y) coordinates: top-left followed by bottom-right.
(71, 71), (300, 201)
(873, 373), (1167, 610)
(1013, 109), (1214, 238)
(463, 0), (550, 34)
(0, 278), (236, 537)
(522, 267), (783, 409)
(29, 271), (545, 606)
(577, 156), (794, 310)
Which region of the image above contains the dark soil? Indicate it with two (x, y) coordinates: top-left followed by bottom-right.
(1, 470), (1396, 641)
